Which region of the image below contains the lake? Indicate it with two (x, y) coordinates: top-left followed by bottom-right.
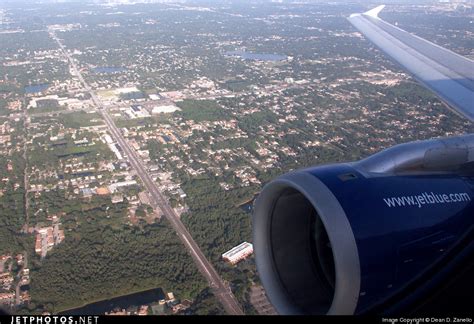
(239, 195), (260, 214)
(60, 287), (165, 315)
(240, 201), (253, 214)
(225, 50), (286, 62)
(24, 83), (50, 94)
(92, 67), (126, 74)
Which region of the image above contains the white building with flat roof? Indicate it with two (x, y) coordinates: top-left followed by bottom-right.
(108, 180), (137, 193)
(151, 105), (181, 114)
(222, 242), (253, 265)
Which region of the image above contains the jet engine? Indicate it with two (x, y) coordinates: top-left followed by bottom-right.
(252, 135), (474, 315)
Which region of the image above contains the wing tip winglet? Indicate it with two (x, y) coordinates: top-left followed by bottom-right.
(364, 5), (385, 18)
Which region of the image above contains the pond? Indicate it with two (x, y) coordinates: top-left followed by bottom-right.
(24, 83), (50, 94)
(240, 201), (253, 214)
(225, 50), (286, 62)
(60, 287), (165, 315)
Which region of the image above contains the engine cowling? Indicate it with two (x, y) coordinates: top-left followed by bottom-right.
(252, 135), (474, 315)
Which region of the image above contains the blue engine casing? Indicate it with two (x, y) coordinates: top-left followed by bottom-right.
(314, 164), (472, 313)
(252, 135), (474, 315)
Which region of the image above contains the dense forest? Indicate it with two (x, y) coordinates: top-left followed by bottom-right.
(176, 100), (230, 122)
(28, 220), (207, 313)
(0, 121), (27, 255)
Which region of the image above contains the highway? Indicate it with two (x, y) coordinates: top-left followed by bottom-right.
(49, 30), (244, 315)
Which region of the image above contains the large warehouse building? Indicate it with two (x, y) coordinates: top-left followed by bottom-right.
(222, 242), (254, 265)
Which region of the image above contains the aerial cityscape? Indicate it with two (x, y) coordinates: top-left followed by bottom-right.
(0, 0), (472, 316)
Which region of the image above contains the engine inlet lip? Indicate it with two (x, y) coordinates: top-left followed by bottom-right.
(253, 170), (361, 315)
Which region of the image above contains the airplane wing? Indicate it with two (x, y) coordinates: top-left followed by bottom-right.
(347, 5), (474, 122)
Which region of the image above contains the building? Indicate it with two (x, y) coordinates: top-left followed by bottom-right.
(105, 309), (129, 315)
(111, 194), (124, 204)
(0, 272), (13, 290)
(222, 242), (254, 265)
(20, 291), (31, 303)
(34, 235), (42, 254)
(151, 105), (181, 114)
(81, 188), (94, 198)
(35, 225), (65, 257)
(108, 180), (138, 193)
(0, 292), (15, 304)
(137, 305), (149, 315)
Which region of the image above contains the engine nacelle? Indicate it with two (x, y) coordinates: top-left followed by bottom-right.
(253, 135), (474, 315)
